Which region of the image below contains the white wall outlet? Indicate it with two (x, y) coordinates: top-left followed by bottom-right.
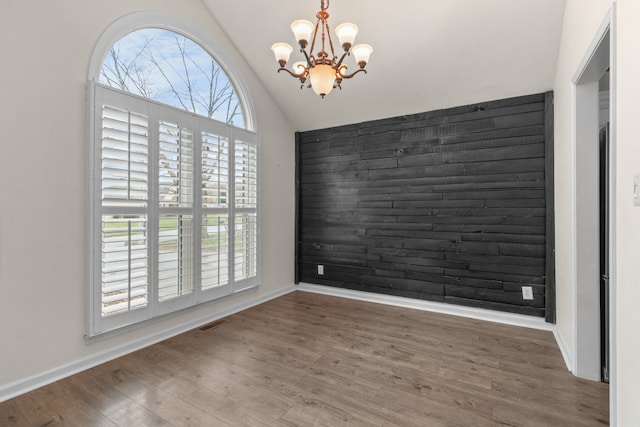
(317, 265), (324, 275)
(522, 286), (534, 300)
(634, 174), (640, 206)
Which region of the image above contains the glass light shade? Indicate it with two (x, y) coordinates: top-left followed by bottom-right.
(352, 44), (373, 65)
(309, 64), (336, 97)
(292, 61), (307, 75)
(335, 23), (358, 47)
(290, 20), (315, 44)
(270, 43), (293, 64)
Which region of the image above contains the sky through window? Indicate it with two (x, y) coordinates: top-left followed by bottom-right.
(100, 28), (245, 128)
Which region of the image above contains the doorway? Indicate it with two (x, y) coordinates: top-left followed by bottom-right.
(571, 10), (614, 386)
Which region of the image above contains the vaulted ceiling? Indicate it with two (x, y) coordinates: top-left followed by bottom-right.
(203, 0), (566, 131)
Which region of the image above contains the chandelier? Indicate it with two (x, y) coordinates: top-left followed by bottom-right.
(270, 0), (373, 98)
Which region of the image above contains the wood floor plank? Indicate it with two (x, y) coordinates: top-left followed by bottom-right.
(0, 291), (608, 426)
(186, 383), (283, 426)
(61, 371), (172, 426)
(0, 395), (60, 426)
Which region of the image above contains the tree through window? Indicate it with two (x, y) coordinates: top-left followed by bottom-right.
(100, 28), (245, 128)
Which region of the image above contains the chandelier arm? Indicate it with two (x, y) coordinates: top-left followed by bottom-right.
(301, 48), (313, 67)
(334, 51), (349, 70)
(338, 68), (367, 79)
(277, 67), (306, 79)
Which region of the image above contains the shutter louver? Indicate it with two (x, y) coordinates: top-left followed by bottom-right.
(159, 214), (194, 300)
(202, 132), (229, 208)
(234, 212), (257, 281)
(101, 106), (148, 207)
(101, 215), (149, 316)
(159, 122), (193, 208)
(202, 214), (229, 289)
(233, 139), (258, 282)
(234, 141), (258, 209)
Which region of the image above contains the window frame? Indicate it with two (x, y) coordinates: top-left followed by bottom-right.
(88, 81), (259, 338)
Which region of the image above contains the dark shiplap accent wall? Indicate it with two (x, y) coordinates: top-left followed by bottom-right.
(297, 93), (554, 318)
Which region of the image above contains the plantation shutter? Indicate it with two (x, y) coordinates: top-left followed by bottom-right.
(93, 87), (152, 332)
(89, 83), (259, 337)
(200, 122), (232, 298)
(233, 132), (258, 287)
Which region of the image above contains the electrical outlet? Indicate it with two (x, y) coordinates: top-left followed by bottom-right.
(522, 286), (534, 300)
(317, 265), (324, 275)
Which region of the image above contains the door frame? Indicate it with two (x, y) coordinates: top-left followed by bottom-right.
(571, 3), (617, 423)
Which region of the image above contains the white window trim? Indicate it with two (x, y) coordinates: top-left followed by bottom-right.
(86, 13), (260, 338)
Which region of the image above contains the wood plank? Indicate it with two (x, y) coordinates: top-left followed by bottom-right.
(0, 396), (58, 426)
(460, 157), (545, 175)
(445, 252), (545, 267)
(460, 232), (545, 244)
(444, 267), (546, 285)
(0, 291), (596, 426)
(445, 284), (544, 307)
(61, 371), (170, 426)
(391, 199), (484, 209)
(432, 223), (545, 235)
(302, 171), (545, 190)
(396, 152), (443, 167)
(302, 157), (399, 174)
(441, 93), (545, 116)
(437, 134), (545, 153)
(441, 143), (544, 164)
(443, 189), (545, 200)
(438, 124), (544, 145)
(430, 207), (546, 217)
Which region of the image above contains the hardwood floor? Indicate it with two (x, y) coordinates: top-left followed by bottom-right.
(0, 291), (608, 426)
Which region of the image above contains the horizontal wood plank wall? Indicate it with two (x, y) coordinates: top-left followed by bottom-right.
(297, 93), (553, 318)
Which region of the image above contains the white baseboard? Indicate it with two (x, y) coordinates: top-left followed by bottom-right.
(0, 285), (295, 404)
(297, 283), (554, 331)
(553, 327), (575, 373)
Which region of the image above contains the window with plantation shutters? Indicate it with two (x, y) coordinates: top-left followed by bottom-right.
(89, 81), (258, 337)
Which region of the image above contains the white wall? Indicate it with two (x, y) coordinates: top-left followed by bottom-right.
(555, 0), (640, 424)
(0, 0), (295, 393)
(614, 0), (640, 423)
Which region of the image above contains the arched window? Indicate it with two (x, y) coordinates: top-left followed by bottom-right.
(88, 24), (258, 337)
(99, 28), (245, 128)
